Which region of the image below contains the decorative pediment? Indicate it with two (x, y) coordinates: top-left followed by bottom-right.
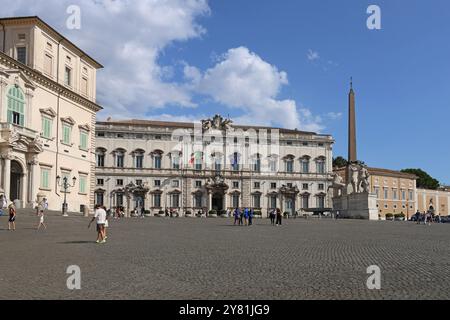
(40, 108), (57, 118)
(2, 69), (37, 90)
(61, 116), (76, 126)
(78, 124), (91, 132)
(201, 114), (233, 132)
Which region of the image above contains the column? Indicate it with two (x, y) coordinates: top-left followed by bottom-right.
(27, 157), (39, 208)
(223, 193), (228, 211)
(208, 192), (212, 212)
(3, 155), (11, 201)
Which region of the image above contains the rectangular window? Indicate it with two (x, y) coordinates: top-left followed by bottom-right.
(41, 117), (52, 139)
(233, 181), (239, 189)
(171, 194), (180, 208)
(44, 54), (53, 76)
(136, 155), (144, 169)
(232, 194), (240, 208)
(64, 67), (72, 86)
(271, 182), (277, 189)
(194, 194), (202, 208)
(393, 189), (398, 200)
(116, 194), (124, 207)
(384, 188), (389, 199)
(79, 176), (87, 194)
(253, 194), (261, 208)
(374, 187), (380, 198)
(316, 162), (325, 174)
(40, 168), (51, 189)
(80, 131), (88, 150)
(409, 191), (413, 201)
(116, 154), (124, 168)
(172, 156), (180, 169)
(302, 183), (309, 190)
(195, 181), (202, 188)
(172, 180), (180, 188)
(62, 124), (71, 145)
(154, 156), (162, 169)
(254, 182), (260, 189)
(286, 160), (293, 173)
(116, 179), (124, 186)
(97, 179), (104, 186)
(401, 190), (406, 201)
(302, 195), (309, 209)
(17, 47), (27, 64)
(318, 183), (325, 191)
(154, 194), (161, 208)
(81, 77), (88, 96)
(97, 154), (105, 167)
(136, 180), (143, 186)
(154, 180), (161, 187)
(302, 161), (310, 173)
(269, 196), (277, 209)
(317, 196), (325, 209)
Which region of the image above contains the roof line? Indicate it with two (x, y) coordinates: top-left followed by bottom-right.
(0, 16), (103, 69)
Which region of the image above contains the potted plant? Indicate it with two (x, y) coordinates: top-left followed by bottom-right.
(209, 209), (218, 217)
(144, 210), (151, 217)
(394, 213), (405, 221)
(253, 210), (262, 217)
(185, 210), (192, 217)
(385, 213), (394, 221)
(154, 210), (164, 217)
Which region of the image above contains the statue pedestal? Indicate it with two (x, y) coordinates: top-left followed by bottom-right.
(333, 192), (378, 220)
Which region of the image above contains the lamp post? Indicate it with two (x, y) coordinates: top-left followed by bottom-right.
(56, 175), (77, 217)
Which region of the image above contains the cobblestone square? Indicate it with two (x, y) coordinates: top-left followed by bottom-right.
(1, 212), (449, 300)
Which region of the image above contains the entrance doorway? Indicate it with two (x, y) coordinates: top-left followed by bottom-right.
(285, 198), (295, 215)
(212, 193), (224, 211)
(10, 161), (23, 202)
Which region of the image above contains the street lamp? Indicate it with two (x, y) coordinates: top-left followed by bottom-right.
(57, 175), (77, 217)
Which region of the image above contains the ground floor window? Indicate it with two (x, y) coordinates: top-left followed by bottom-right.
(194, 194), (202, 208)
(269, 196), (277, 209)
(301, 195), (309, 209)
(253, 194), (261, 208)
(153, 194), (161, 208)
(116, 193), (124, 207)
(317, 196), (325, 208)
(95, 192), (104, 206)
(171, 194), (180, 208)
(232, 194), (239, 208)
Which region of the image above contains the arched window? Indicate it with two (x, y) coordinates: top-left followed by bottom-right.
(300, 156), (310, 173)
(252, 154), (261, 172)
(284, 155), (295, 173)
(315, 156), (326, 174)
(7, 86), (25, 126)
(151, 150), (164, 169)
(133, 149), (145, 169)
(113, 148), (126, 168)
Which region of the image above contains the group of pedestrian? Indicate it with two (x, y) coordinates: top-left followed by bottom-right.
(233, 207), (254, 226)
(414, 210), (438, 226)
(269, 208), (283, 226)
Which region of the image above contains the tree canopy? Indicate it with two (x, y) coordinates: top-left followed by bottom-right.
(400, 168), (440, 190)
(333, 156), (348, 168)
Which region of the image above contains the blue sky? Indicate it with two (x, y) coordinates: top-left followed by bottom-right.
(3, 0), (450, 183)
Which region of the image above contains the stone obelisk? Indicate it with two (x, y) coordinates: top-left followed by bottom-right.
(348, 78), (357, 163)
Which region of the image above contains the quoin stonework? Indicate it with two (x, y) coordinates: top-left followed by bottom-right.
(0, 16), (103, 212)
(95, 115), (335, 217)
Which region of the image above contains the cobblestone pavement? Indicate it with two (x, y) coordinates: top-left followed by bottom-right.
(0, 212), (449, 300)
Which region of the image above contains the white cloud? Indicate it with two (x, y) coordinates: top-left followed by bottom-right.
(307, 49), (320, 61)
(184, 46), (323, 131)
(1, 0), (210, 116)
(326, 112), (343, 120)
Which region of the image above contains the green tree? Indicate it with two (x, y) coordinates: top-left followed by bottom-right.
(400, 168), (440, 190)
(333, 156), (348, 168)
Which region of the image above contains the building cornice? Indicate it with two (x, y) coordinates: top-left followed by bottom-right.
(0, 52), (103, 113)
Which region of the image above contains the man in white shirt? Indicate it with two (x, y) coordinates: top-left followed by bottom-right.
(89, 205), (107, 244)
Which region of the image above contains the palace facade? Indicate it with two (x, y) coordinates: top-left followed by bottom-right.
(95, 116), (335, 217)
(0, 17), (103, 212)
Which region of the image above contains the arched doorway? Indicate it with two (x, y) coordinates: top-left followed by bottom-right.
(10, 160), (24, 202)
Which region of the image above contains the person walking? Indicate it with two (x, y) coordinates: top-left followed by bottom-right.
(36, 209), (47, 230)
(269, 209), (276, 226)
(248, 208), (254, 226)
(233, 208), (240, 225)
(8, 203), (16, 231)
(89, 205), (107, 244)
(238, 208), (244, 226)
(243, 208), (249, 226)
(276, 208), (282, 226)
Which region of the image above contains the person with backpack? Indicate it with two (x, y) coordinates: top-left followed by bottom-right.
(269, 209), (276, 226)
